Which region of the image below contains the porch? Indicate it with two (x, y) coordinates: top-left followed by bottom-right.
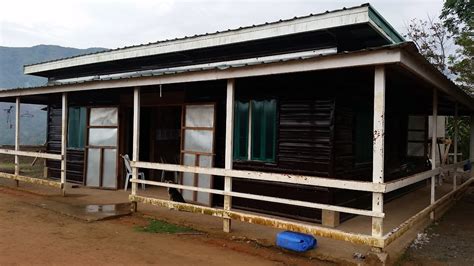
(0, 43), (473, 256)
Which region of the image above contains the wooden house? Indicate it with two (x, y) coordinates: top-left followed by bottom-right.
(1, 4), (473, 247)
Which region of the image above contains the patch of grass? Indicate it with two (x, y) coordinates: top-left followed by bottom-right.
(0, 148), (45, 179)
(0, 162), (15, 167)
(135, 219), (195, 234)
(0, 162), (45, 179)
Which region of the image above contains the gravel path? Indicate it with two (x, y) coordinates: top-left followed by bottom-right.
(401, 187), (474, 266)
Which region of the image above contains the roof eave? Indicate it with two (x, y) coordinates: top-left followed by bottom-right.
(11, 44), (474, 112)
(399, 47), (474, 110)
(23, 5), (372, 76)
(7, 45), (403, 98)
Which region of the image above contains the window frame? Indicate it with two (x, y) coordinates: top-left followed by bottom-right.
(233, 98), (277, 163)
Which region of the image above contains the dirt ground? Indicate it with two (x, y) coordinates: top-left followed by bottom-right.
(0, 187), (327, 265)
(399, 187), (474, 266)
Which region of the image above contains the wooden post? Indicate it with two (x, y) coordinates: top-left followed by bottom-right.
(223, 79), (234, 233)
(430, 89), (438, 220)
(470, 114), (474, 178)
(322, 210), (340, 228)
(61, 93), (68, 196)
(14, 97), (20, 187)
(372, 66), (385, 242)
(453, 103), (458, 190)
(132, 87), (141, 212)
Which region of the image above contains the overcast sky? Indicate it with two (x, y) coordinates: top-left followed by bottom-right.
(0, 0), (444, 49)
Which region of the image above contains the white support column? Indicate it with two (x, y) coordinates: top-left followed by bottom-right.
(60, 93), (68, 196)
(430, 89), (438, 220)
(132, 87), (141, 212)
(14, 97), (20, 187)
(453, 103), (458, 190)
(372, 66), (385, 240)
(223, 79), (235, 233)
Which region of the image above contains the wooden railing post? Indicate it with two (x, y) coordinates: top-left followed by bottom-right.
(453, 103), (458, 190)
(470, 114), (474, 178)
(430, 89), (438, 220)
(224, 79), (235, 233)
(61, 93), (68, 196)
(371, 66), (385, 245)
(14, 97), (20, 187)
(132, 87), (141, 212)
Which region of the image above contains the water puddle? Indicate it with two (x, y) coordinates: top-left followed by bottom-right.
(35, 201), (132, 222)
(84, 203), (131, 214)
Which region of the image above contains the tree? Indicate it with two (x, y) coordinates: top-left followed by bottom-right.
(404, 16), (451, 74)
(441, 0), (473, 160)
(440, 0), (472, 35)
(440, 0), (473, 95)
(446, 116), (471, 160)
(405, 1), (473, 160)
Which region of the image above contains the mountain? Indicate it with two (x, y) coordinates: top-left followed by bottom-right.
(0, 104), (48, 146)
(0, 45), (107, 145)
(0, 44), (106, 88)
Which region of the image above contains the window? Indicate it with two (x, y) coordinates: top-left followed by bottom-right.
(68, 107), (87, 149)
(354, 111), (373, 163)
(406, 116), (426, 157)
(233, 99), (277, 162)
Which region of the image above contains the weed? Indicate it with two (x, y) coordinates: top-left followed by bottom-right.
(135, 219), (195, 234)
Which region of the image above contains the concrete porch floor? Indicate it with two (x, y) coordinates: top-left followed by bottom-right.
(0, 172), (471, 265)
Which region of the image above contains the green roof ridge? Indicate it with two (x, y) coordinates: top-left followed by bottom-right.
(368, 4), (405, 43)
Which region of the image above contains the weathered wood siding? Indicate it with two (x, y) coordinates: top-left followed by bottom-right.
(332, 95), (429, 221)
(230, 97), (336, 222)
(278, 99), (335, 176)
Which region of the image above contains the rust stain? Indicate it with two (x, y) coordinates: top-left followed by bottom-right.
(372, 222), (382, 237)
(0, 172), (61, 189)
(373, 130), (380, 144)
(130, 195), (385, 248)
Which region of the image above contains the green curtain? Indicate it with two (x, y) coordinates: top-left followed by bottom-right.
(251, 99), (276, 162)
(233, 99), (277, 162)
(67, 107), (87, 149)
(233, 101), (249, 160)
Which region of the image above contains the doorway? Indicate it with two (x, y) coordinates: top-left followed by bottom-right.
(85, 107), (119, 189)
(122, 103), (216, 206)
(149, 106), (182, 181)
(124, 106), (182, 183)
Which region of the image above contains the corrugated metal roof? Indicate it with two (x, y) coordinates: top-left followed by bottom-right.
(4, 41), (472, 112)
(3, 42), (413, 93)
(24, 3), (372, 68)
